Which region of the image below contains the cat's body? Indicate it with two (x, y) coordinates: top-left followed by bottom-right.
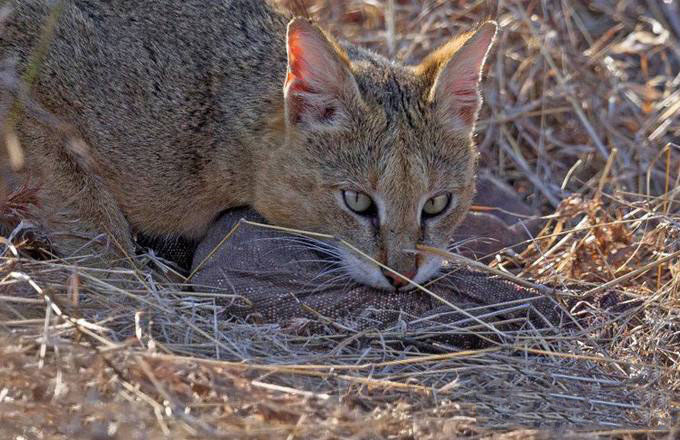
(3, 1), (292, 240)
(1, 0), (496, 289)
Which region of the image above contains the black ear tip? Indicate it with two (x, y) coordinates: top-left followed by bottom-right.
(288, 17), (317, 31)
(287, 17), (326, 40)
(478, 21), (498, 38)
(288, 17), (306, 28)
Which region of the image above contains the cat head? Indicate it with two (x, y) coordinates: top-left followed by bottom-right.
(255, 18), (497, 290)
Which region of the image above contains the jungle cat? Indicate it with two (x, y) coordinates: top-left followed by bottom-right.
(1, 1), (496, 290)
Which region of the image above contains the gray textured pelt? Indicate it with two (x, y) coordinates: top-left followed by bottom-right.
(190, 188), (564, 348)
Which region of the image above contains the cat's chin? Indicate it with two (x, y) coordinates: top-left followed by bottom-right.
(340, 252), (394, 290)
(339, 250), (444, 291)
(412, 256), (444, 286)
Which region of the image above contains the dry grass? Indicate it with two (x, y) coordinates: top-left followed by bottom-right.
(1, 0), (680, 438)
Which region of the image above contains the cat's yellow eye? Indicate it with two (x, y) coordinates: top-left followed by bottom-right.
(423, 194), (450, 216)
(343, 190), (373, 214)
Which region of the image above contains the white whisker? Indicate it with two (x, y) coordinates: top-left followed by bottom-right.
(252, 236), (343, 258)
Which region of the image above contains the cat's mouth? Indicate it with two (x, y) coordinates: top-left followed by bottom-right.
(335, 248), (444, 291)
(296, 235), (444, 291)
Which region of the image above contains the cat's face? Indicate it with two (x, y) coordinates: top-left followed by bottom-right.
(255, 19), (496, 290)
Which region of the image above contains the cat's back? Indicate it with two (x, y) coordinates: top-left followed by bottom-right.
(1, 0), (290, 151)
(0, 0), (293, 240)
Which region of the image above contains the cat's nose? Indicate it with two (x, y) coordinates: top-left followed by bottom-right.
(382, 269), (417, 289)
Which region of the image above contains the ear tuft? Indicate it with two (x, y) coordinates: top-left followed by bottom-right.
(284, 18), (359, 129)
(423, 21), (497, 133)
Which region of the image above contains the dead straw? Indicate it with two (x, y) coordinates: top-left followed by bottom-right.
(1, 0), (679, 438)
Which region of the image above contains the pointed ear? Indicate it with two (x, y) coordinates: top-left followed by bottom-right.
(418, 22), (497, 133)
(284, 18), (360, 130)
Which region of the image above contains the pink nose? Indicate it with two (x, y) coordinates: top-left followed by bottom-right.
(382, 269), (417, 288)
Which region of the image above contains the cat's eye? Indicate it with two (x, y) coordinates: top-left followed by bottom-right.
(423, 193), (451, 217)
(343, 190), (374, 214)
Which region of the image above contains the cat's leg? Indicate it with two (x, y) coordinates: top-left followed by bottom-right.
(15, 119), (135, 259)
